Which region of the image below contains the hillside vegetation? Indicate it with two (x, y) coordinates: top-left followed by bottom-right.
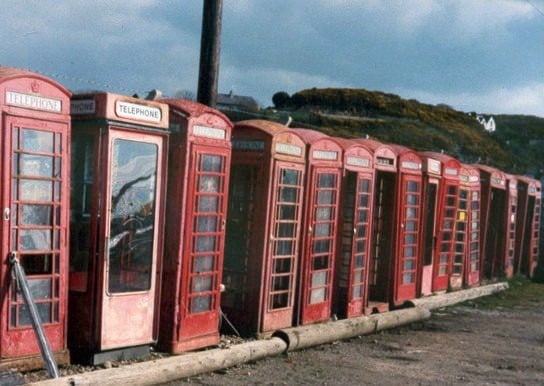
(227, 88), (544, 176)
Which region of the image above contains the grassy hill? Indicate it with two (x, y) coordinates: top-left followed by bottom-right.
(224, 88), (544, 177)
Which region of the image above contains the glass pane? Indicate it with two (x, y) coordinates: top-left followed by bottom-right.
(316, 207), (332, 220)
(274, 258), (292, 273)
(318, 174), (335, 188)
(310, 288), (326, 304)
(355, 254), (364, 268)
(318, 190), (333, 204)
(194, 256), (214, 273)
(406, 207), (417, 219)
(22, 129), (54, 152)
(311, 271), (328, 287)
(279, 205), (296, 220)
(313, 239), (331, 254)
(275, 240), (293, 255)
(281, 169), (299, 185)
(191, 295), (212, 313)
(20, 179), (53, 201)
(356, 239), (365, 253)
(21, 205), (52, 226)
(312, 255), (329, 270)
(281, 187), (298, 203)
(196, 236), (216, 252)
(278, 223), (295, 238)
(404, 247), (415, 257)
(201, 155), (222, 172)
(403, 273), (414, 284)
(20, 154), (54, 177)
(22, 254), (52, 274)
(108, 139), (158, 294)
(360, 179), (370, 193)
(196, 216), (218, 232)
(27, 278), (52, 300)
(359, 194), (369, 208)
(407, 194), (418, 205)
(198, 196), (218, 212)
(404, 260), (415, 270)
(407, 181), (419, 192)
(404, 234), (416, 244)
(273, 276), (290, 291)
(199, 176), (220, 193)
(192, 275), (213, 293)
(20, 229), (51, 250)
(406, 221), (416, 231)
(315, 223), (331, 237)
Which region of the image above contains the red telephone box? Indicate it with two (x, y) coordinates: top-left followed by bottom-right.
(0, 66), (71, 366)
(69, 93), (169, 364)
(515, 176), (542, 278)
(293, 129), (342, 325)
(419, 152), (461, 292)
(388, 145), (423, 304)
(332, 138), (374, 319)
(222, 120), (306, 335)
(459, 165), (481, 287)
(504, 175), (518, 279)
(476, 165), (507, 281)
(157, 99), (232, 353)
(418, 154), (442, 296)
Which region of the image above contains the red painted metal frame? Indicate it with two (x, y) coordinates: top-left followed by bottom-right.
(474, 165), (507, 281)
(157, 99), (232, 353)
(68, 93), (168, 358)
(417, 154), (442, 297)
(420, 152), (461, 293)
(293, 129), (342, 325)
(222, 120), (306, 335)
(332, 138), (374, 319)
(515, 176), (541, 278)
(460, 165), (481, 287)
(0, 67), (71, 361)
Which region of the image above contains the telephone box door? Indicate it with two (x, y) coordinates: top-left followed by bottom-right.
(3, 116), (68, 357)
(262, 161), (304, 331)
(99, 130), (164, 350)
(395, 175), (421, 303)
(179, 145), (230, 340)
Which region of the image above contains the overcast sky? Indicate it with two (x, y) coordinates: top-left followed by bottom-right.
(1, 1), (543, 116)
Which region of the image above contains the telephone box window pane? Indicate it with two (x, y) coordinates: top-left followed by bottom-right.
(278, 223), (295, 238)
(353, 270), (363, 284)
(192, 275), (213, 293)
(316, 207), (332, 220)
(22, 254), (52, 274)
(360, 179), (370, 193)
(318, 174), (335, 188)
(198, 196), (218, 212)
(20, 154), (54, 177)
(271, 293), (289, 309)
(317, 190), (333, 204)
(191, 295), (212, 313)
(311, 271), (328, 287)
(446, 197), (456, 206)
(406, 207), (417, 219)
(108, 140), (158, 294)
(22, 129), (54, 153)
(406, 221), (416, 231)
(273, 276), (290, 291)
(315, 223), (331, 237)
(194, 256), (214, 273)
(197, 216), (218, 233)
(404, 234), (416, 244)
(282, 169), (299, 185)
(20, 180), (53, 201)
(279, 205), (296, 220)
(356, 239), (365, 253)
(446, 208), (455, 218)
(448, 186), (457, 195)
(312, 255), (329, 270)
(202, 155), (222, 172)
(274, 258), (292, 273)
(358, 210), (368, 223)
(359, 194), (369, 207)
(355, 254), (364, 268)
(199, 176), (220, 193)
(403, 273), (414, 284)
(20, 229), (51, 250)
(404, 260), (415, 270)
(313, 239), (331, 254)
(27, 278), (52, 299)
(281, 187), (298, 203)
(17, 303), (52, 326)
(196, 236), (216, 252)
(352, 285), (362, 299)
(310, 288), (326, 304)
(407, 181), (419, 192)
(275, 240), (293, 255)
(357, 224), (367, 237)
(407, 194), (418, 205)
(404, 247), (415, 257)
(21, 205), (52, 225)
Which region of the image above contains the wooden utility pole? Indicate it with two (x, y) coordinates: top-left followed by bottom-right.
(197, 0), (223, 107)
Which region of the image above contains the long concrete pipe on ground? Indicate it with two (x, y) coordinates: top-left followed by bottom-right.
(30, 283), (507, 386)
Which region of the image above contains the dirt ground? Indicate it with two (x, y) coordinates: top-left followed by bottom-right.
(165, 279), (544, 386)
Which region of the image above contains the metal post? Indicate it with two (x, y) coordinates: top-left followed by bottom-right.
(10, 252), (60, 379)
(197, 0), (223, 107)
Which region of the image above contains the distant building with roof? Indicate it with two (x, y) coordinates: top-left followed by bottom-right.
(217, 90), (260, 113)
